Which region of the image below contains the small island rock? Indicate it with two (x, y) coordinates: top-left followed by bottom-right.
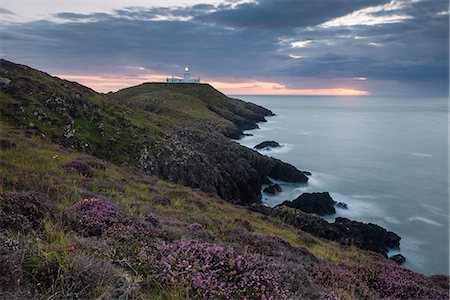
(254, 140), (282, 150)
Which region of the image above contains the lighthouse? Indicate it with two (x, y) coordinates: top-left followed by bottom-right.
(166, 65), (200, 83)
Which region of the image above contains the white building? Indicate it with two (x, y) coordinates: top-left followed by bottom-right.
(166, 65), (200, 83)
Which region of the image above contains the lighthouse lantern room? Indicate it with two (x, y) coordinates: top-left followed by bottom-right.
(166, 65), (200, 83)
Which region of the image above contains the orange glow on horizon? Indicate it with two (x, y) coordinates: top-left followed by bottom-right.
(56, 74), (369, 96)
(208, 80), (369, 96)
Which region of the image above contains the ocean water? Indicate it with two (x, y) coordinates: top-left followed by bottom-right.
(235, 95), (449, 276)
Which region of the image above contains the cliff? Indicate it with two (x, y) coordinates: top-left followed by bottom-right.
(0, 59), (307, 205)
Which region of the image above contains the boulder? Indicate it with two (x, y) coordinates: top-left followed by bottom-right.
(281, 192), (336, 215)
(302, 171), (312, 176)
(254, 140), (281, 150)
(389, 254), (406, 265)
(268, 160), (309, 183)
(263, 184), (282, 195)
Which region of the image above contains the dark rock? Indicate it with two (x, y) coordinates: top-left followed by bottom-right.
(263, 183), (282, 195)
(331, 217), (401, 257)
(261, 177), (273, 184)
(336, 201), (348, 209)
(281, 192), (336, 215)
(254, 140), (282, 150)
(268, 160), (309, 183)
(302, 171), (312, 176)
(149, 127), (308, 205)
(390, 254), (406, 265)
(248, 204), (401, 257)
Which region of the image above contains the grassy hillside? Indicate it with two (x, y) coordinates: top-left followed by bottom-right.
(2, 123), (448, 299)
(0, 59), (307, 205)
(1, 60), (448, 299)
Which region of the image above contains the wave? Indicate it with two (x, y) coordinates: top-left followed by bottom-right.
(255, 143), (294, 154)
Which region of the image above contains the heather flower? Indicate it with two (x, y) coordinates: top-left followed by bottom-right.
(144, 212), (160, 226)
(72, 198), (124, 236)
(139, 240), (290, 299)
(62, 160), (93, 177)
(304, 260), (449, 300)
(102, 221), (156, 242)
(0, 191), (52, 231)
(188, 222), (203, 231)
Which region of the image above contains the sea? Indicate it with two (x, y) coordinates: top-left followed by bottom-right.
(235, 95), (449, 276)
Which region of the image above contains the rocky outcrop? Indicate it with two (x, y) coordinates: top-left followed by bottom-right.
(148, 127), (308, 205)
(280, 192), (348, 215)
(268, 161), (308, 183)
(280, 192), (336, 215)
(254, 141), (282, 150)
(249, 205), (401, 257)
(390, 254), (406, 265)
(263, 184), (282, 195)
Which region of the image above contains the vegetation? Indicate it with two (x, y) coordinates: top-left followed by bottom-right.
(0, 60), (448, 299)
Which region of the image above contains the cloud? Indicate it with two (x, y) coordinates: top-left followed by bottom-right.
(0, 8), (14, 15)
(0, 0), (447, 95)
(196, 0), (389, 29)
(319, 0), (413, 28)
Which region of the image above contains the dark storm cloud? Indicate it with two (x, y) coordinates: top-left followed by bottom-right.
(0, 0), (448, 94)
(196, 0), (389, 29)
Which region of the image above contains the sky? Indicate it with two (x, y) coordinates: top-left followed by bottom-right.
(0, 0), (448, 95)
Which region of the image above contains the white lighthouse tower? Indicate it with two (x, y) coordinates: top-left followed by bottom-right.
(166, 65), (200, 83)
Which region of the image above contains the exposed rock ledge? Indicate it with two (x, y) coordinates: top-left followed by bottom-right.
(249, 204), (400, 257)
(140, 127), (308, 205)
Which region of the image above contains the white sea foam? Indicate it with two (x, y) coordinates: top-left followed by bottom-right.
(297, 130), (314, 135)
(408, 216), (442, 227)
(410, 152), (433, 157)
(255, 143), (294, 154)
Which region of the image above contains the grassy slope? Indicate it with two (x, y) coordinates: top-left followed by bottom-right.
(0, 122), (384, 299)
(1, 61), (448, 299)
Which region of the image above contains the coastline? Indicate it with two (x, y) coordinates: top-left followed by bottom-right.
(1, 60), (448, 298)
(236, 106), (405, 260)
(235, 95), (449, 277)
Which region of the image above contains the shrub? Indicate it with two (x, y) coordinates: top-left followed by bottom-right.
(26, 252), (140, 299)
(138, 239), (291, 299)
(71, 198), (124, 236)
(0, 191), (53, 231)
(154, 195), (171, 206)
(0, 233), (22, 289)
(144, 212), (160, 226)
(188, 222), (203, 231)
(304, 261), (450, 300)
(62, 160), (93, 177)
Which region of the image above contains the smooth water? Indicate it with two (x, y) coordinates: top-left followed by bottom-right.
(236, 95), (449, 276)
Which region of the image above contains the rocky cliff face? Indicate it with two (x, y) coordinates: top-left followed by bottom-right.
(0, 59), (307, 205)
(139, 126), (306, 204)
